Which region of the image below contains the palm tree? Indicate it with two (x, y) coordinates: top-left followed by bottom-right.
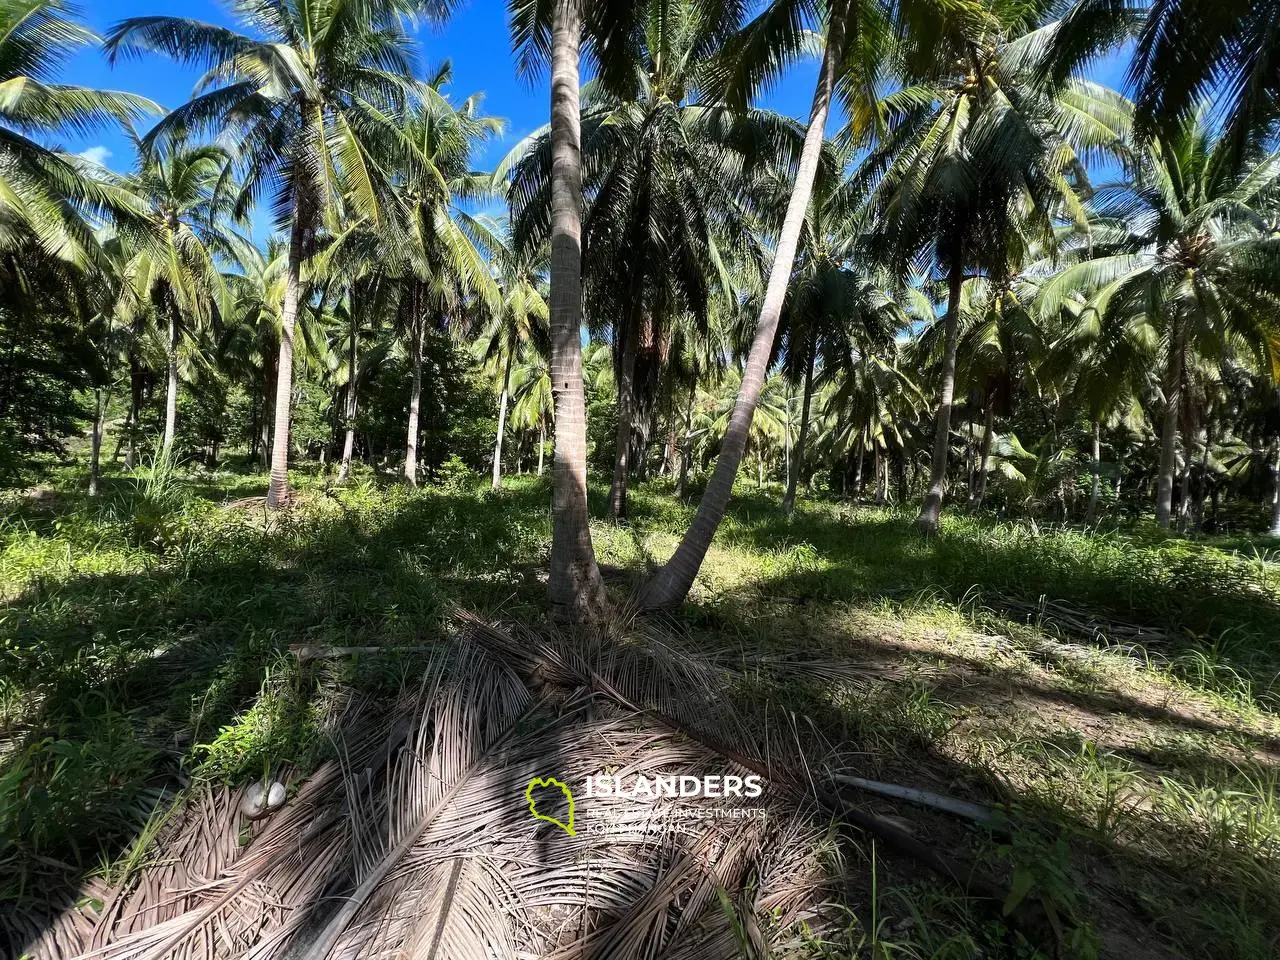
(0, 0), (156, 267)
(507, 0), (643, 618)
(1047, 0), (1280, 162)
(113, 142), (231, 454)
(509, 351), (554, 477)
(106, 0), (448, 507)
(639, 0), (866, 608)
(860, 2), (1130, 535)
(382, 71), (501, 486)
(766, 150), (903, 514)
(476, 236), (549, 490)
(502, 0), (796, 521)
(1039, 118), (1280, 528)
(218, 235), (287, 465)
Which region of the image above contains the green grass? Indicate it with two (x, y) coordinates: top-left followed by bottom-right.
(2, 465), (1279, 958)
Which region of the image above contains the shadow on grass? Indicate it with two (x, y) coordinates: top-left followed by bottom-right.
(0, 477), (558, 950)
(654, 493), (1280, 709)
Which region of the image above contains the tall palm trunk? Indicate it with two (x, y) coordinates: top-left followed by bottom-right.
(973, 401), (995, 509)
(338, 313), (358, 484)
(537, 419), (546, 477)
(88, 387), (108, 496)
(260, 351), (276, 469)
(875, 446), (888, 504)
(405, 319), (425, 487)
(1155, 319), (1186, 529)
(609, 301), (642, 519)
(116, 353), (144, 467)
(1270, 442), (1280, 537)
(1086, 419), (1102, 524)
(492, 347), (515, 490)
(639, 3), (848, 609)
(783, 335), (817, 515)
(546, 0), (605, 620)
(1194, 413), (1213, 531)
(916, 261), (965, 535)
(676, 380), (695, 500)
(266, 191), (306, 509)
(162, 299), (180, 454)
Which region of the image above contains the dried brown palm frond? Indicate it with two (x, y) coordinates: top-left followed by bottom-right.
(27, 620), (851, 960)
(23, 607), (1055, 960)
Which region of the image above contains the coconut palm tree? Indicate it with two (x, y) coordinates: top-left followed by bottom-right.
(761, 148), (904, 514)
(502, 0), (798, 521)
(1038, 118), (1280, 528)
(112, 142), (232, 454)
(638, 0), (872, 608)
(510, 351), (554, 477)
(0, 0), (156, 267)
(860, 1), (1131, 535)
(381, 72), (502, 486)
(476, 235), (549, 490)
(106, 0), (449, 507)
(507, 0), (647, 618)
(1046, 0), (1280, 162)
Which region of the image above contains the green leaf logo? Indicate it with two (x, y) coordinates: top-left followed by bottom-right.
(525, 776), (576, 836)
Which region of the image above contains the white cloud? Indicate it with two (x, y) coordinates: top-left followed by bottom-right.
(77, 145), (112, 166)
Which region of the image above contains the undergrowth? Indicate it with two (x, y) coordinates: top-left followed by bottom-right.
(2, 466), (1278, 958)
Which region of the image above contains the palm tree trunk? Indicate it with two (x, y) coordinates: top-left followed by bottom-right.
(609, 303), (641, 520)
(1194, 414), (1213, 532)
(783, 337), (817, 516)
(260, 353), (275, 469)
(1270, 442), (1280, 537)
(537, 419), (546, 477)
(162, 299), (180, 455)
(1086, 419), (1102, 524)
(116, 355), (144, 467)
(492, 347), (515, 490)
(266, 193), (306, 509)
(875, 446), (888, 504)
(852, 434), (865, 493)
(1155, 320), (1185, 529)
(89, 387), (107, 496)
(974, 402), (995, 509)
(676, 383), (695, 500)
(547, 0), (605, 620)
(916, 261), (965, 535)
(338, 313), (358, 484)
(405, 319), (424, 487)
(639, 2), (849, 609)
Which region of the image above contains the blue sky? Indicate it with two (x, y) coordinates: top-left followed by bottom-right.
(68, 0), (823, 173)
(67, 1), (1128, 231)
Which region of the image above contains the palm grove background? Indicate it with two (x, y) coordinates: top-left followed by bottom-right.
(5, 0), (1280, 953)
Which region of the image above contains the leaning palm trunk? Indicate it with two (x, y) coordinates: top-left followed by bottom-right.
(973, 402), (995, 510)
(916, 263), (964, 535)
(546, 0), (605, 620)
(1086, 419), (1101, 524)
(783, 336), (817, 516)
(639, 6), (848, 609)
(266, 195), (306, 510)
(492, 348), (514, 490)
(1155, 321), (1185, 529)
(405, 321), (424, 487)
(162, 300), (180, 454)
(609, 311), (641, 519)
(337, 318), (358, 484)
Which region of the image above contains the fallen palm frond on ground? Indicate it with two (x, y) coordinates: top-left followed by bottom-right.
(16, 616), (863, 960)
